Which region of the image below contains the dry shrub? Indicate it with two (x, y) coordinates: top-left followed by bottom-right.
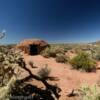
(37, 65), (51, 80)
(55, 53), (68, 63)
(70, 52), (96, 72)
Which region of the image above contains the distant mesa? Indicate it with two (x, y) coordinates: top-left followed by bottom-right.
(91, 40), (100, 45)
(16, 38), (49, 55)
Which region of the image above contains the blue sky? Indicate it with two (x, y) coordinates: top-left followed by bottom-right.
(0, 0), (100, 44)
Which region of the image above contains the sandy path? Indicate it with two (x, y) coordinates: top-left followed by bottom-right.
(22, 54), (100, 100)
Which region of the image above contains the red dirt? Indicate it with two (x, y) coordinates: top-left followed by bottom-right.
(20, 54), (100, 100)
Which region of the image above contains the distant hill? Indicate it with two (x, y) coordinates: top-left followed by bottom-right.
(91, 41), (100, 45)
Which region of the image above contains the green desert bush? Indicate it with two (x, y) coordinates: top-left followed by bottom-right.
(79, 84), (100, 100)
(70, 52), (96, 72)
(55, 53), (68, 63)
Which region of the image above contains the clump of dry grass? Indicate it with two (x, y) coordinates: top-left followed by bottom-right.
(37, 65), (51, 80)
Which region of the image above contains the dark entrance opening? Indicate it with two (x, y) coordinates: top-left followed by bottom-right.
(29, 45), (38, 55)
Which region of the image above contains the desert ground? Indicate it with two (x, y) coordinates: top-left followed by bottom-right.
(17, 52), (100, 100)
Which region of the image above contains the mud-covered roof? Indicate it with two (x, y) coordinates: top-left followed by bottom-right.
(17, 39), (48, 47)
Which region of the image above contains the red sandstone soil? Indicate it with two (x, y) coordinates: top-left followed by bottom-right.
(19, 54), (100, 100)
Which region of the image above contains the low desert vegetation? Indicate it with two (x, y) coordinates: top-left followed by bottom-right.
(41, 47), (56, 58)
(79, 84), (100, 100)
(70, 52), (96, 72)
(93, 47), (100, 60)
(41, 45), (70, 64)
(0, 47), (23, 100)
(94, 52), (100, 61)
(37, 65), (51, 80)
(41, 45), (65, 58)
(55, 53), (69, 63)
